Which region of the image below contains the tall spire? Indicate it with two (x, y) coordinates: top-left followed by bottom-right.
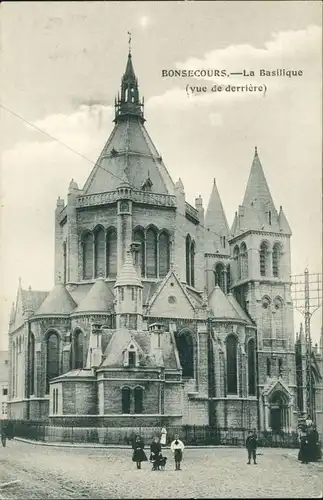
(115, 44), (145, 123)
(205, 178), (230, 254)
(242, 147), (276, 213)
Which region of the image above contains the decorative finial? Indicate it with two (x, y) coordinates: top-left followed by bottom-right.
(213, 178), (216, 185)
(255, 146), (258, 155)
(127, 30), (132, 54)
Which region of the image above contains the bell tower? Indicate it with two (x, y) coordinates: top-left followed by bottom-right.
(230, 148), (297, 432)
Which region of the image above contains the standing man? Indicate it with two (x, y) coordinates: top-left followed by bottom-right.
(170, 434), (185, 471)
(246, 429), (258, 465)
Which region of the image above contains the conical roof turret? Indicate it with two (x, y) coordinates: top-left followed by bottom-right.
(115, 251), (143, 288)
(74, 278), (114, 314)
(35, 283), (77, 315)
(205, 178), (230, 253)
(278, 206), (292, 235)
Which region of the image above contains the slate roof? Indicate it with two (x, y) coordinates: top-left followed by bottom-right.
(115, 252), (143, 288)
(21, 289), (49, 313)
(34, 283), (77, 315)
(74, 278), (115, 314)
(209, 286), (251, 323)
(205, 179), (230, 254)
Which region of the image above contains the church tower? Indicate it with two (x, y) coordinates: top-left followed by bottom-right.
(230, 148), (297, 432)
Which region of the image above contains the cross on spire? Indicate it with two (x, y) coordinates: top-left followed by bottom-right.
(127, 31), (132, 54)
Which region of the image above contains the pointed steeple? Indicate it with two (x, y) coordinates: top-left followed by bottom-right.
(243, 147), (276, 212)
(9, 302), (16, 325)
(115, 51), (145, 123)
(278, 205), (292, 235)
(205, 178), (230, 254)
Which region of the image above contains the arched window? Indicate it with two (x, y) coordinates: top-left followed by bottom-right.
(12, 341), (16, 397)
(278, 358), (283, 376)
(226, 334), (238, 395)
(134, 386), (143, 414)
(186, 235), (191, 285)
(272, 243), (281, 278)
(63, 241), (67, 284)
(106, 229), (117, 278)
(74, 330), (84, 369)
(261, 297), (272, 338)
(159, 231), (170, 278)
(82, 231), (93, 280)
(233, 245), (240, 281)
(227, 265), (231, 292)
(175, 330), (194, 378)
(260, 241), (269, 277)
(134, 229), (145, 277)
(240, 242), (248, 280)
(190, 240), (195, 287)
(94, 226), (105, 278)
(29, 332), (35, 395)
(146, 227), (157, 278)
(122, 386), (131, 414)
(185, 235), (195, 287)
(214, 263), (225, 292)
(46, 332), (59, 394)
(274, 297), (284, 339)
(247, 339), (256, 396)
(267, 358), (271, 377)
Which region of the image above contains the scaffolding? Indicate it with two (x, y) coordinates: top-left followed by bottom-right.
(291, 269), (322, 421)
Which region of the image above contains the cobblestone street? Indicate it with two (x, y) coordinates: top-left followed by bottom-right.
(0, 440), (322, 499)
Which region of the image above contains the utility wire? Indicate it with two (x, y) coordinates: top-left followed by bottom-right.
(0, 102), (229, 240)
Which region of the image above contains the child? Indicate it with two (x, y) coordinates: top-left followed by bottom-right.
(170, 434), (185, 471)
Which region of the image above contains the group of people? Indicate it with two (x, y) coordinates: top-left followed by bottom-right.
(298, 421), (320, 464)
(132, 428), (185, 471)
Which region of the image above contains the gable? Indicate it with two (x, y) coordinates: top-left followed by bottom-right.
(148, 272), (195, 319)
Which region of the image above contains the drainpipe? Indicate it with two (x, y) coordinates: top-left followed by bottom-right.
(26, 319), (31, 421)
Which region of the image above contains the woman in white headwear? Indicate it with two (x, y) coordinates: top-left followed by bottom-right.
(160, 427), (167, 446)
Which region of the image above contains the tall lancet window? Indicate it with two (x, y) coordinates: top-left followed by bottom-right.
(74, 330), (84, 369)
(185, 235), (195, 287)
(146, 227), (158, 278)
(274, 297), (284, 339)
(94, 226), (105, 278)
(82, 231), (93, 280)
(272, 243), (281, 278)
(159, 231), (170, 278)
(190, 240), (195, 287)
(46, 332), (60, 394)
(261, 297), (272, 338)
(106, 228), (117, 278)
(233, 245), (240, 281)
(214, 263), (225, 293)
(247, 339), (256, 396)
(226, 334), (238, 395)
(29, 332), (35, 396)
(240, 242), (248, 280)
(134, 229), (145, 277)
(260, 241), (269, 277)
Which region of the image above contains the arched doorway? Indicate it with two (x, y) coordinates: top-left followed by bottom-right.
(269, 392), (288, 433)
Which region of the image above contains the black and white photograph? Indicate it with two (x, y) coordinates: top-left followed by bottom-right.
(0, 1), (322, 498)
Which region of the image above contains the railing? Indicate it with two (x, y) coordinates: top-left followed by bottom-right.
(185, 202), (199, 223)
(9, 421), (303, 448)
(76, 190), (177, 209)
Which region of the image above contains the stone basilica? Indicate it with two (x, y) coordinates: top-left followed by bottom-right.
(7, 50), (323, 434)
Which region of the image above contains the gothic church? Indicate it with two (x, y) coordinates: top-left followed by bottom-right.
(7, 50), (323, 435)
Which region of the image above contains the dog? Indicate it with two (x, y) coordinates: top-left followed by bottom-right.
(159, 456), (167, 471)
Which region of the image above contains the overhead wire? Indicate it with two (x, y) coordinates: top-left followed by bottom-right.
(0, 102), (232, 241)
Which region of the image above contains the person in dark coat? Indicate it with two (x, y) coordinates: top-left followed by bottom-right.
(299, 430), (310, 464)
(132, 435), (147, 469)
(150, 437), (162, 471)
(1, 420), (8, 447)
(246, 429), (257, 465)
(308, 425), (320, 462)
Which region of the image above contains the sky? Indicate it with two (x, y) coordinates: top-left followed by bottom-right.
(0, 1), (322, 349)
